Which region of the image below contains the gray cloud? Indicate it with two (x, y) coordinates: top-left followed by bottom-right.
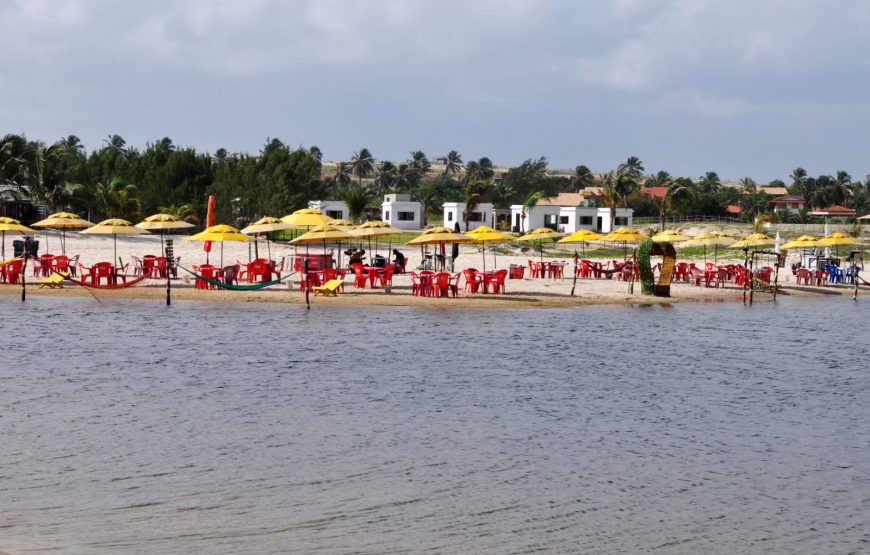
(2, 0), (870, 180)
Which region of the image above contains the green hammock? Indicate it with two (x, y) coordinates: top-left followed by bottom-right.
(179, 265), (296, 291)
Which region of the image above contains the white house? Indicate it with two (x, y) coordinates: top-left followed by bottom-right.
(509, 192), (632, 233)
(771, 195), (806, 215)
(308, 199), (349, 221)
(442, 202), (494, 231)
(382, 193), (422, 230)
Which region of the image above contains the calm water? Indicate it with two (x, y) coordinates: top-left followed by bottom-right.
(1, 296), (868, 554)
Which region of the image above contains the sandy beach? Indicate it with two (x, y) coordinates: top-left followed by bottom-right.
(1, 232), (861, 308)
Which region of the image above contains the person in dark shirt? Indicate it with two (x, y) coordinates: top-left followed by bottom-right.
(392, 249), (406, 269)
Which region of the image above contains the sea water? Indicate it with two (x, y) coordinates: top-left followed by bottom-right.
(0, 296), (868, 554)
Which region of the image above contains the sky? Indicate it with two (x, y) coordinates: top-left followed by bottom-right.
(3, 0), (870, 182)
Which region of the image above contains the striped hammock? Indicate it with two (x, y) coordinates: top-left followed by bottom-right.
(178, 265), (295, 291)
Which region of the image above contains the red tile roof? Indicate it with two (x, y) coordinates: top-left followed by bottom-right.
(640, 186), (668, 199)
(810, 205), (856, 216)
(725, 204), (741, 214)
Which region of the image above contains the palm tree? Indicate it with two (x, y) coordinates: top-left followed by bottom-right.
(156, 137), (175, 157)
(573, 165), (595, 190)
(789, 167), (807, 194)
(375, 161), (398, 193)
(652, 181), (695, 231)
(343, 186), (371, 223)
(350, 147), (375, 185)
(415, 182), (439, 227)
(395, 163), (419, 191)
(96, 176), (141, 221)
(333, 162), (352, 188)
(59, 135), (84, 155)
(520, 190), (545, 232)
(158, 203), (200, 225)
(645, 170), (672, 188)
(601, 171), (623, 231)
(739, 177), (757, 194)
(103, 134), (127, 155)
(614, 164), (640, 215)
(443, 150), (463, 176)
(697, 171), (721, 192)
(463, 179), (489, 231)
(618, 156), (644, 179)
(410, 150), (431, 175)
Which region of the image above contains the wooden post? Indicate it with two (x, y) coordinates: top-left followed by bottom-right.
(570, 251), (579, 296)
(749, 251), (755, 306)
(853, 265), (859, 301)
(165, 239), (173, 306)
(304, 257), (310, 310)
(21, 253), (27, 302)
(772, 251), (780, 301)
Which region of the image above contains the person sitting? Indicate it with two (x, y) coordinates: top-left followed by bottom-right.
(393, 249), (406, 269)
(348, 249), (365, 267)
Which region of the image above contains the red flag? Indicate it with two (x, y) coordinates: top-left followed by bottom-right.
(204, 195), (215, 253)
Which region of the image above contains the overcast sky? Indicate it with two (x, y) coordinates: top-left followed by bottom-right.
(2, 0), (870, 181)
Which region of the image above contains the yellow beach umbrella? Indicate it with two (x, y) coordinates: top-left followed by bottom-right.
(557, 229), (603, 258)
(0, 216), (35, 260)
(81, 218), (148, 265)
(407, 226), (472, 270)
(729, 233), (774, 249)
(780, 235), (819, 250)
(683, 231), (736, 264)
(188, 224), (254, 266)
(289, 224), (354, 264)
(516, 227), (567, 263)
(32, 211), (95, 254)
(136, 213), (196, 256)
(601, 226), (649, 259)
(326, 219), (354, 231)
(466, 225), (514, 272)
(280, 208), (331, 229)
(241, 216), (298, 260)
(350, 221), (403, 261)
(816, 232), (862, 256)
(651, 229), (691, 242)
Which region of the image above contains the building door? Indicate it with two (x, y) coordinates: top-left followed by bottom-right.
(596, 216), (603, 231)
(514, 213), (521, 232)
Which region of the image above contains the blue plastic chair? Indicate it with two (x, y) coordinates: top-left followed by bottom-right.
(826, 265), (843, 284)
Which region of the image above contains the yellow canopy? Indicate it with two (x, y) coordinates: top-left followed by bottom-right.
(0, 217), (35, 235)
(350, 220), (402, 238)
(465, 225), (514, 243)
(601, 226), (649, 242)
(729, 233), (774, 248)
(289, 224), (354, 244)
(780, 235), (819, 249)
(135, 213), (196, 231)
(515, 227), (567, 242)
(32, 211), (94, 229)
(815, 232), (862, 247)
(557, 229), (604, 243)
(326, 219), (354, 230)
(241, 216), (297, 235)
(80, 218), (148, 236)
(188, 224), (254, 242)
(280, 208), (331, 228)
(406, 227), (473, 245)
(682, 231), (735, 247)
(651, 229), (691, 242)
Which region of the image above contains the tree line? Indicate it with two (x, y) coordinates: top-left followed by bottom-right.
(2, 133), (869, 230)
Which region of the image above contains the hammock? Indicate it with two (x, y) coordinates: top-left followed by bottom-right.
(59, 272), (149, 289)
(178, 265), (295, 291)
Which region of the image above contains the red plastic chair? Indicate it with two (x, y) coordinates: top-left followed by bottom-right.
(487, 269), (508, 294)
(795, 268), (812, 285)
(464, 269), (483, 293)
(366, 267), (381, 288)
(323, 268), (344, 292)
(87, 262), (115, 286)
(431, 272), (451, 297)
(410, 272), (425, 296)
(379, 265), (395, 288)
(353, 266), (368, 288)
(2, 258), (24, 284)
(527, 260), (538, 278)
(51, 255), (69, 275)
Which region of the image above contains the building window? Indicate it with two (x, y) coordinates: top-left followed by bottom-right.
(397, 211), (415, 221)
(580, 216), (593, 225)
(384, 211), (390, 221)
(467, 211), (483, 222)
(544, 214), (558, 230)
(447, 211), (453, 222)
(326, 210), (343, 220)
(559, 216), (569, 224)
(615, 217), (627, 226)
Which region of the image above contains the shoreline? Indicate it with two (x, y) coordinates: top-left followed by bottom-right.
(0, 278), (860, 309)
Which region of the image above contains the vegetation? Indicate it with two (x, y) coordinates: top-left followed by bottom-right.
(3, 132), (870, 232)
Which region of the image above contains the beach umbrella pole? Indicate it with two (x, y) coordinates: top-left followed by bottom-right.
(571, 250), (579, 296)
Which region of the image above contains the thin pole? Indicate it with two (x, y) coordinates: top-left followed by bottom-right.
(772, 252), (780, 301)
(749, 250), (755, 306)
(304, 257), (310, 310)
(21, 247), (26, 302)
(742, 248), (749, 304)
(570, 250), (579, 296)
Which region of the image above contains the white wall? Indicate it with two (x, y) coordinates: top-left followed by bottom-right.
(442, 202), (493, 231)
(383, 200), (422, 230)
(510, 205), (633, 233)
(308, 200), (349, 221)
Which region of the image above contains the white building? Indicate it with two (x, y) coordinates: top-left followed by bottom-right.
(382, 193), (422, 230)
(509, 192), (632, 233)
(308, 199), (349, 221)
(442, 202), (494, 231)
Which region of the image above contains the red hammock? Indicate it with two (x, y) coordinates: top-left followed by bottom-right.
(57, 272), (149, 290)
